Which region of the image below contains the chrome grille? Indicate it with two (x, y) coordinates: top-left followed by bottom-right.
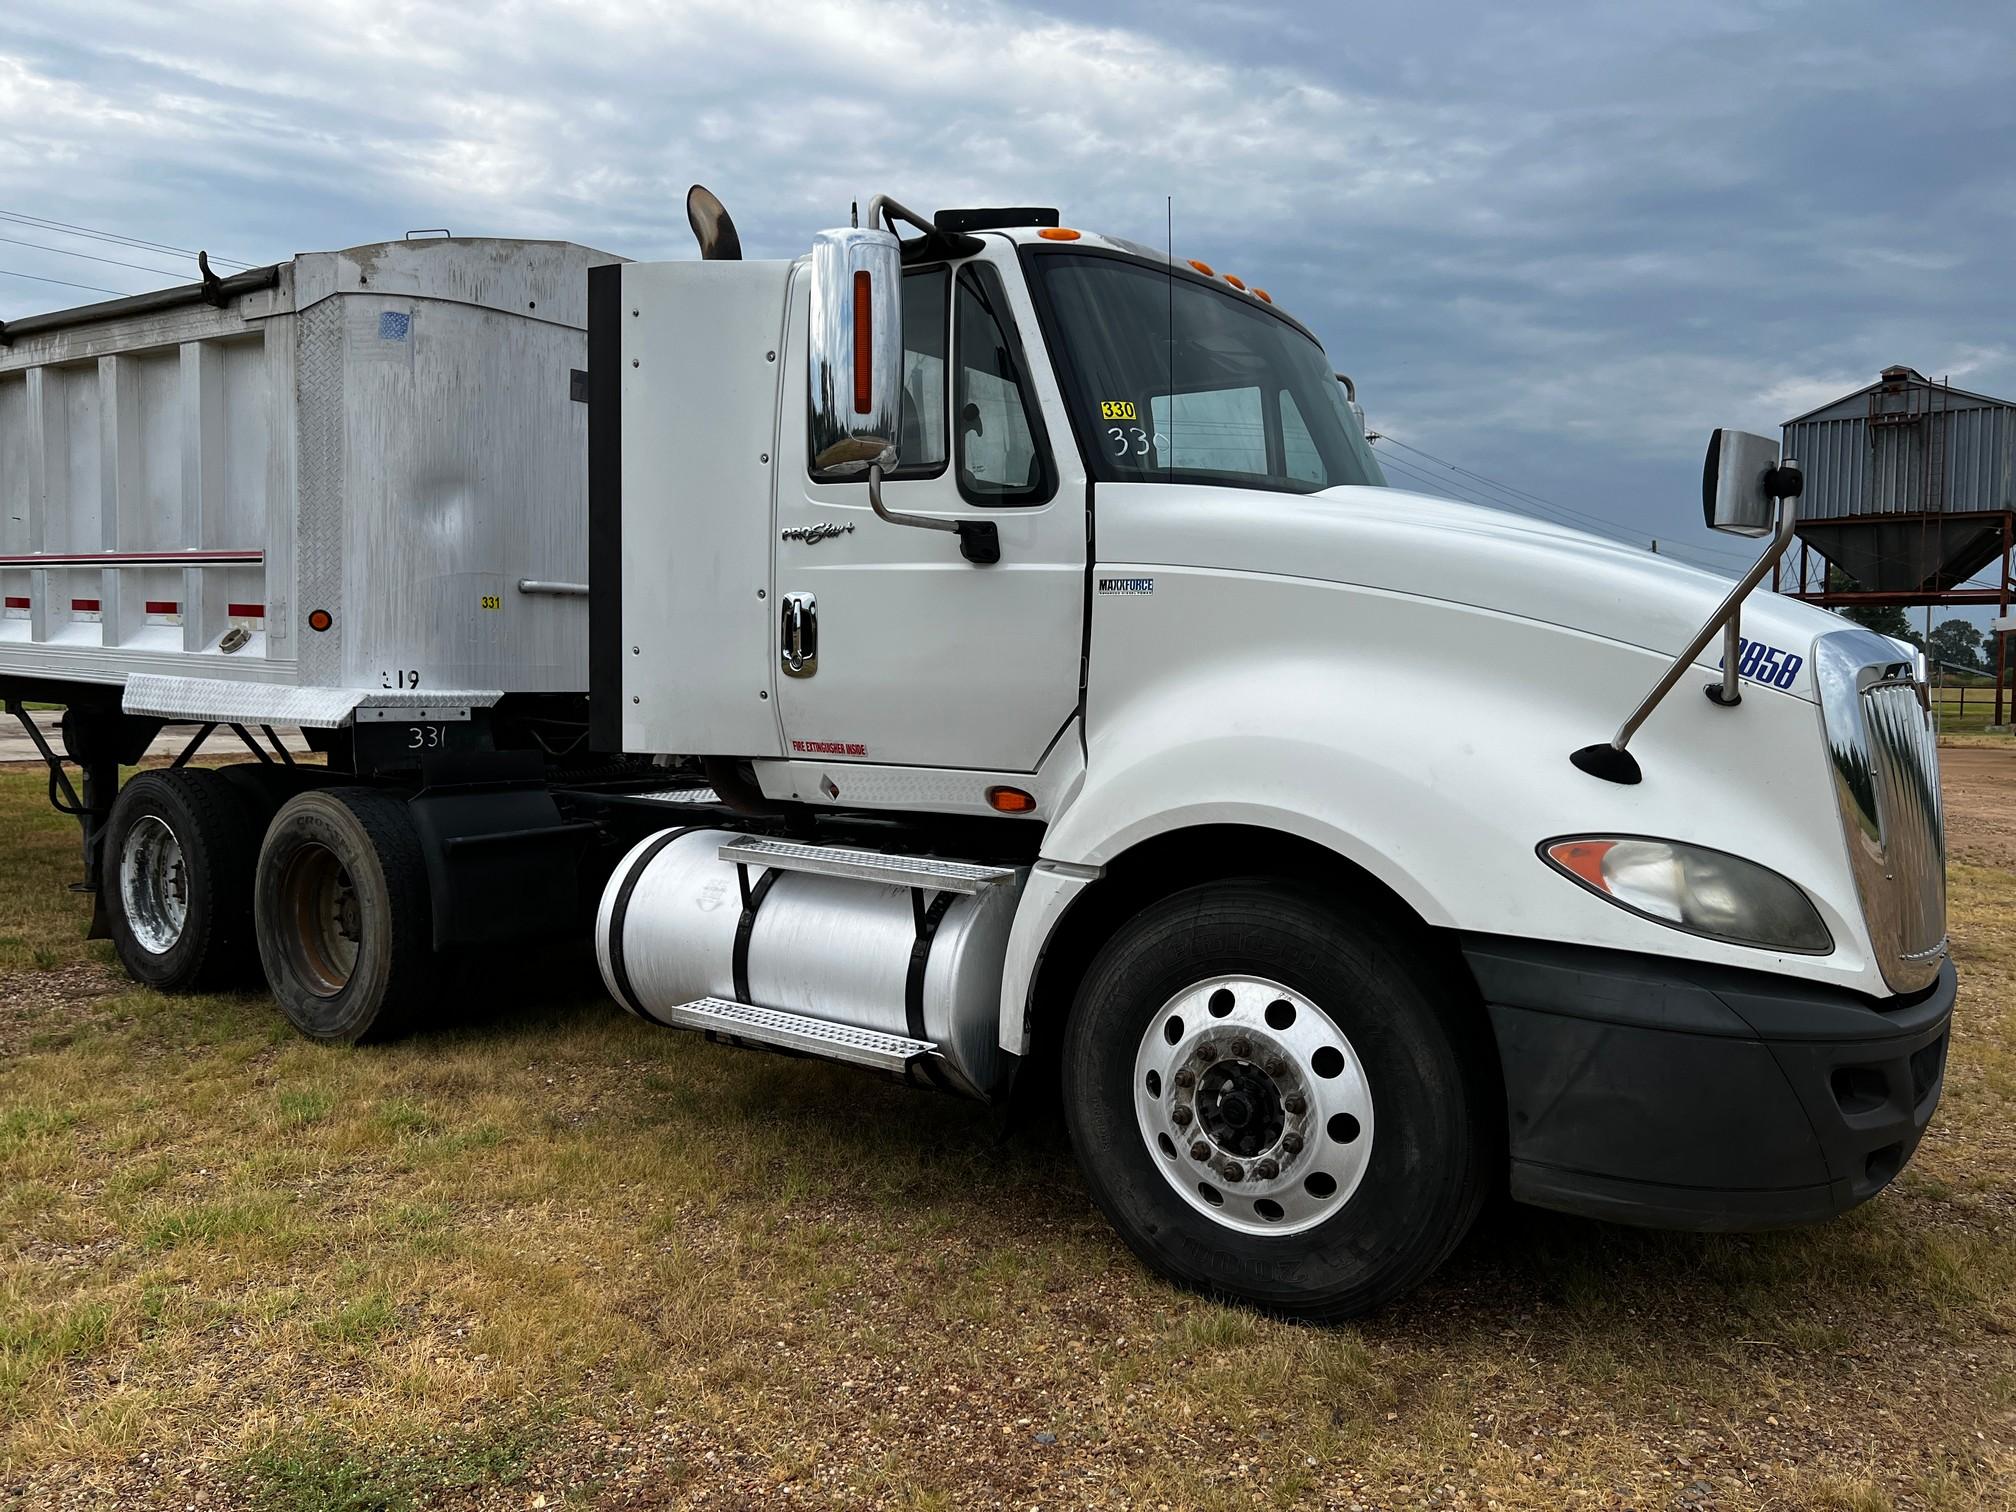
(1814, 630), (1948, 992)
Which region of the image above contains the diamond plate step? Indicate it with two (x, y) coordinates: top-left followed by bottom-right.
(717, 837), (1014, 894)
(634, 786), (720, 804)
(656, 997), (934, 1074)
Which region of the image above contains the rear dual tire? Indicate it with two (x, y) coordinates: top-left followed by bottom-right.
(104, 769), (262, 991)
(253, 788), (437, 1044)
(1062, 881), (1489, 1320)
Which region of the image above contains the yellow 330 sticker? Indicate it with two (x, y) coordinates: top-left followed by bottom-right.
(1099, 400), (1137, 421)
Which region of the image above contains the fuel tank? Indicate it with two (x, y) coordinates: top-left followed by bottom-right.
(594, 828), (1020, 1097)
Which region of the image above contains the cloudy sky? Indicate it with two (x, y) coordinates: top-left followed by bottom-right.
(3, 0), (2011, 606)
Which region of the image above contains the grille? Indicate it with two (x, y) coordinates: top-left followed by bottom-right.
(1815, 631), (1948, 993)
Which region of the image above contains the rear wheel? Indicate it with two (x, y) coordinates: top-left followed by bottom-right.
(254, 788), (435, 1043)
(1062, 881), (1488, 1320)
(104, 769), (260, 990)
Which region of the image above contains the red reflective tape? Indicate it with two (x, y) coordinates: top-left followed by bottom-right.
(71, 598), (100, 611)
(3, 596), (28, 609)
(144, 600), (180, 614)
(227, 602), (265, 618)
(852, 269), (873, 414)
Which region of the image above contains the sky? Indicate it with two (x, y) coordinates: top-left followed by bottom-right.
(2, 0), (2012, 620)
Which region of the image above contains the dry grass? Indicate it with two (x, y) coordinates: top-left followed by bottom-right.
(1, 764), (2013, 1510)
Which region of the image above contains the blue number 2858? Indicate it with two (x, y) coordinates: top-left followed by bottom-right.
(1717, 637), (1804, 691)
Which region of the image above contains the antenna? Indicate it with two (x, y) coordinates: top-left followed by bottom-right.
(1166, 195), (1174, 476)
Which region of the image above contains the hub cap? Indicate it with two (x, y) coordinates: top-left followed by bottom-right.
(280, 842), (362, 997)
(119, 815), (189, 955)
(1132, 974), (1374, 1235)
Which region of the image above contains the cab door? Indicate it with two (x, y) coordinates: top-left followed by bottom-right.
(772, 245), (1084, 773)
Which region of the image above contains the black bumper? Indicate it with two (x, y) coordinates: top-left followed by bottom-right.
(1463, 936), (1953, 1231)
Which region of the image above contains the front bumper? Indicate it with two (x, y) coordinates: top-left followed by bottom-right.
(1463, 936), (1953, 1230)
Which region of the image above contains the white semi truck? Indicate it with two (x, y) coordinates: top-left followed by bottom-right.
(0, 192), (1952, 1317)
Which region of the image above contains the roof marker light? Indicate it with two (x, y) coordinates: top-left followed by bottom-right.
(1223, 273), (1246, 290)
(1187, 258), (1214, 276)
(1037, 227), (1081, 241)
(1252, 288), (1273, 303)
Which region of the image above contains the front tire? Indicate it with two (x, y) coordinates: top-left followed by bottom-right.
(254, 788), (436, 1043)
(1062, 881), (1489, 1320)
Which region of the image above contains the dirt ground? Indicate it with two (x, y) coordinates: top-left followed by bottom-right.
(1942, 744), (2016, 872)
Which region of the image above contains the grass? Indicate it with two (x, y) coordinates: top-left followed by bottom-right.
(0, 765), (2013, 1509)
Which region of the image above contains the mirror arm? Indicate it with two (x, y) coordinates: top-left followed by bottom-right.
(867, 464), (1001, 566)
(1571, 495), (1799, 784)
(866, 196), (939, 238)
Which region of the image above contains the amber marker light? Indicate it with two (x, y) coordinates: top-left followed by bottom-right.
(1187, 258), (1215, 276)
(986, 786), (1037, 814)
(1223, 273), (1247, 290)
(308, 608), (334, 632)
(1252, 288), (1273, 303)
(1545, 839), (1617, 891)
(1037, 227), (1081, 240)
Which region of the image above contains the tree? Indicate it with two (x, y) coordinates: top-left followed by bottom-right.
(1825, 568), (1919, 644)
(1927, 619), (1985, 674)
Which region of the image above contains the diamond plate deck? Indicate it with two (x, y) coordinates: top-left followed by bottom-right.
(655, 997), (933, 1073)
(716, 837), (1015, 893)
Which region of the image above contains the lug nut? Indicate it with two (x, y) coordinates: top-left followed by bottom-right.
(1229, 1036), (1251, 1058)
(1252, 1158), (1279, 1180)
(1190, 1140), (1210, 1160)
(1171, 1105), (1193, 1127)
(1174, 1068), (1196, 1089)
(1196, 1043), (1218, 1063)
(1222, 1163), (1244, 1183)
(1281, 1132), (1304, 1154)
(1283, 1093), (1307, 1116)
(1264, 1056), (1288, 1077)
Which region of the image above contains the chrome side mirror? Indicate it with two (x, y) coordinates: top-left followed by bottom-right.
(807, 227), (903, 475)
(1703, 428), (1798, 537)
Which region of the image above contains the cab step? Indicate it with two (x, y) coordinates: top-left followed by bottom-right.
(654, 995), (935, 1073)
(716, 837), (1014, 894)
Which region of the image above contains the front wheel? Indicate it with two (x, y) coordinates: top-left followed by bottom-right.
(1062, 881), (1489, 1320)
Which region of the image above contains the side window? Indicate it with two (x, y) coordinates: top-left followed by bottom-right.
(955, 265), (1052, 504)
(1279, 391), (1326, 486)
(1150, 387), (1266, 477)
(814, 265), (947, 480)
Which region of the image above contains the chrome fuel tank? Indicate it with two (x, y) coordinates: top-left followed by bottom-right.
(595, 828), (1021, 1097)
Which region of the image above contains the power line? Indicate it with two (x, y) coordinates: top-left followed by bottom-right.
(1373, 445), (1744, 574)
(1377, 430), (1753, 565)
(0, 266), (124, 296)
(0, 209), (254, 270)
(1378, 431), (1757, 568)
(0, 233), (190, 280)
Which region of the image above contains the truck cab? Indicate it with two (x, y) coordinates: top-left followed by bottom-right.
(583, 198), (1953, 1316)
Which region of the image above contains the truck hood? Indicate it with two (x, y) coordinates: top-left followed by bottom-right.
(1095, 481), (1848, 698)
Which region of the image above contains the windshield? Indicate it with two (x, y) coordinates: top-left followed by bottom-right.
(1024, 249), (1385, 494)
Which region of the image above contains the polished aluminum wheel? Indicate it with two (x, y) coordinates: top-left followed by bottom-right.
(118, 814), (189, 955)
(1132, 974), (1374, 1235)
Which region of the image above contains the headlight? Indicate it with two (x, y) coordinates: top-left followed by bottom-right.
(1541, 836), (1832, 953)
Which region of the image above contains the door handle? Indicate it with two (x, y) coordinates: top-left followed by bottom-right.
(780, 592), (817, 677)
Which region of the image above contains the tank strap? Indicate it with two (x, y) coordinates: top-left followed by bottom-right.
(906, 889), (957, 1091)
(731, 865), (782, 1004)
(607, 827), (703, 1020)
